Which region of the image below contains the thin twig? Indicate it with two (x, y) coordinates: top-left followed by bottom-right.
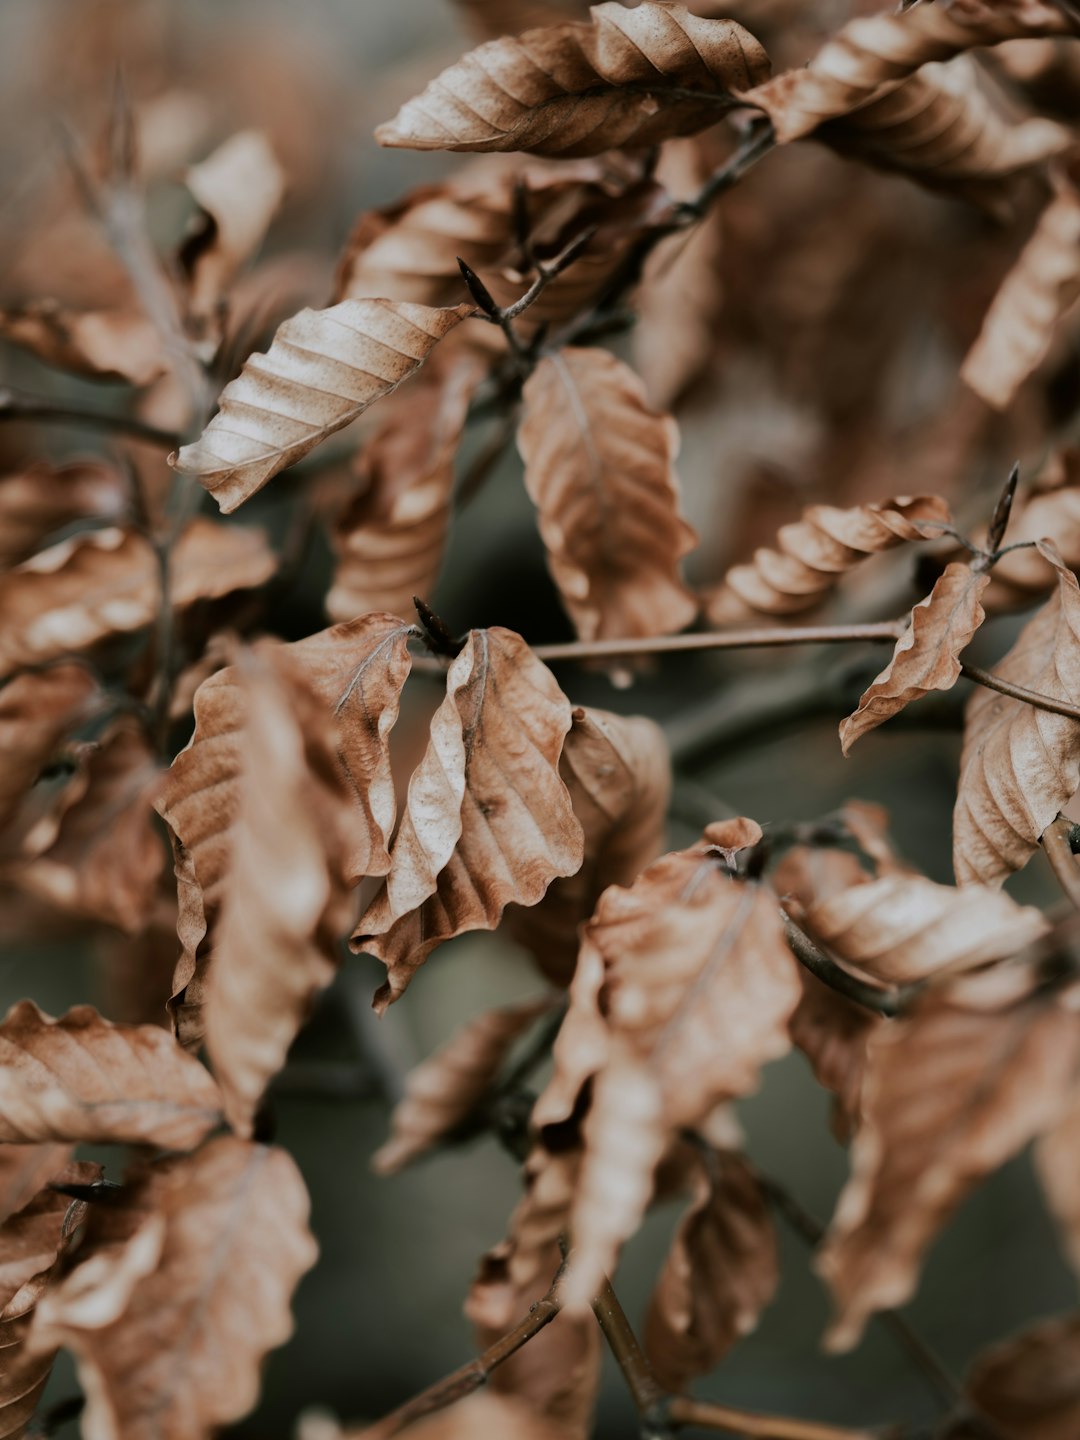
(783, 919), (919, 1018)
(961, 663), (1080, 722)
(1042, 815), (1080, 912)
(666, 1396), (878, 1440)
(590, 1274), (669, 1420)
(0, 388), (181, 446)
(364, 1271), (565, 1437)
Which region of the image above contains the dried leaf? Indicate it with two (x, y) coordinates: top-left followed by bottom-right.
(518, 348), (698, 642)
(982, 452), (1080, 612)
(0, 665), (100, 839)
(705, 494), (950, 623)
(374, 998), (551, 1174)
(29, 1137), (317, 1440)
(644, 1148), (778, 1389)
(327, 357), (481, 622)
(962, 187), (1080, 409)
(954, 542), (1080, 886)
(507, 705), (671, 986)
(0, 301), (167, 386)
(1034, 1087), (1080, 1280)
(378, 1392), (574, 1440)
(0, 1146), (72, 1230)
(204, 647), (370, 1137)
(966, 1314), (1080, 1440)
(817, 990), (1080, 1350)
(0, 1000), (222, 1149)
(354, 627), (583, 1011)
(742, 0), (1072, 143)
(171, 299), (472, 512)
(841, 562), (990, 751)
(0, 520), (276, 682)
(376, 3), (769, 157)
(0, 461), (129, 571)
(16, 720), (164, 934)
(453, 0), (587, 39)
(180, 130), (285, 327)
(789, 972), (877, 1142)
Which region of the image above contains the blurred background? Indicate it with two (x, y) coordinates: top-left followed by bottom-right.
(0, 0), (1076, 1435)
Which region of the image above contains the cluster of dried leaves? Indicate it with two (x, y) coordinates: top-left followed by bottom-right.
(4, 0), (1080, 1436)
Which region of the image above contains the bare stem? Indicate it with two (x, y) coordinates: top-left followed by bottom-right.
(0, 388), (180, 447)
(590, 1275), (669, 1419)
(960, 663), (1080, 722)
(666, 1396), (878, 1440)
(1042, 815), (1080, 912)
(783, 919), (919, 1018)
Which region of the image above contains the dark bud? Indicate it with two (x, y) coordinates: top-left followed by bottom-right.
(986, 463), (1020, 556)
(413, 597), (464, 658)
(456, 257), (499, 317)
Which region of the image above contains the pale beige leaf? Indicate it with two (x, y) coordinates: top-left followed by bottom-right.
(327, 357), (481, 622)
(0, 1000), (222, 1149)
(644, 1149), (778, 1389)
(171, 299), (472, 513)
(1035, 1086), (1080, 1281)
(181, 130), (285, 325)
(0, 665), (100, 838)
(705, 494), (951, 623)
(377, 3), (769, 157)
(0, 461), (128, 571)
(374, 998), (551, 1174)
(0, 1162), (97, 1440)
(0, 520), (276, 682)
(354, 627), (583, 1011)
(0, 301), (167, 386)
(507, 705), (671, 986)
(29, 1137), (317, 1440)
(17, 720), (164, 935)
(800, 871), (1049, 986)
(158, 614), (412, 1043)
(954, 543), (1080, 886)
(204, 647), (369, 1137)
(966, 1314), (1080, 1440)
(817, 991), (1080, 1351)
(518, 348), (698, 642)
(962, 187), (1080, 409)
(841, 563), (990, 751)
(741, 0), (1072, 143)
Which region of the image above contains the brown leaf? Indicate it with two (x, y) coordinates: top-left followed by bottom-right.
(0, 461), (129, 571)
(171, 299), (473, 513)
(507, 705), (671, 986)
(518, 348), (698, 642)
(0, 665), (101, 839)
(159, 614), (413, 1044)
(0, 1146), (72, 1230)
(962, 187), (1080, 409)
(741, 0), (1072, 144)
(981, 451), (1080, 612)
(0, 520), (276, 682)
(841, 563), (989, 751)
(204, 646), (370, 1137)
(327, 357), (482, 622)
(704, 494), (950, 623)
(16, 720), (165, 934)
(29, 1136), (317, 1440)
(0, 1000), (222, 1149)
(376, 1392), (575, 1440)
(0, 1162), (98, 1440)
(354, 627), (583, 1011)
(965, 1314), (1080, 1440)
(376, 3), (769, 157)
(1035, 1087), (1080, 1281)
(180, 130), (285, 328)
(817, 990), (1080, 1351)
(0, 301), (167, 386)
(374, 998), (551, 1175)
(954, 542), (1080, 887)
(789, 972), (877, 1143)
(644, 1148), (778, 1390)
(453, 0), (587, 39)
(798, 870), (1048, 987)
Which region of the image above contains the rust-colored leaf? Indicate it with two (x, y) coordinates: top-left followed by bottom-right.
(0, 665), (100, 840)
(841, 563), (990, 752)
(954, 542), (1080, 887)
(374, 998), (551, 1175)
(817, 990), (1080, 1350)
(965, 1314), (1080, 1440)
(0, 1000), (222, 1149)
(645, 1148), (778, 1390)
(518, 348), (698, 642)
(29, 1137), (317, 1440)
(354, 627), (583, 1011)
(0, 1146), (72, 1230)
(171, 299), (472, 512)
(376, 3), (769, 157)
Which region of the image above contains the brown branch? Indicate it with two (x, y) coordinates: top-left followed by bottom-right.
(783, 919), (920, 1019)
(1042, 815), (1080, 912)
(666, 1396), (878, 1440)
(0, 388), (181, 447)
(363, 1271), (565, 1437)
(961, 663), (1080, 722)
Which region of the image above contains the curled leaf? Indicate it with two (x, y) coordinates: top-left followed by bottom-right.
(518, 348), (698, 642)
(0, 665), (100, 839)
(0, 461), (128, 571)
(0, 301), (167, 386)
(376, 3), (769, 157)
(171, 299), (472, 512)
